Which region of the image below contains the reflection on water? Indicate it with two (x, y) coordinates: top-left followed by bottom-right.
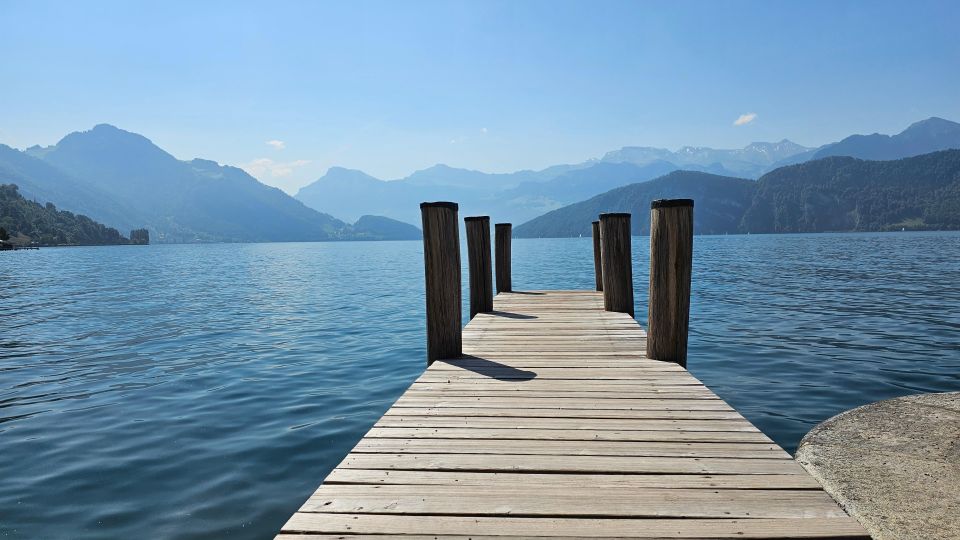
(1, 232), (958, 538)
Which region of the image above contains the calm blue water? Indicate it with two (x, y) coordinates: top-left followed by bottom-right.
(1, 232), (958, 538)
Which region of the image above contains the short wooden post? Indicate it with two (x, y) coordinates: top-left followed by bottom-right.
(591, 220), (603, 291)
(599, 213), (633, 316)
(495, 223), (512, 293)
(464, 216), (493, 319)
(647, 199), (694, 367)
(420, 202), (462, 364)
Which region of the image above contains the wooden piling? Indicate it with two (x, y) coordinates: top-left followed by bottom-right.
(465, 216), (494, 319)
(420, 202), (462, 364)
(592, 220), (603, 291)
(599, 213), (633, 317)
(646, 199), (694, 367)
(495, 223), (512, 293)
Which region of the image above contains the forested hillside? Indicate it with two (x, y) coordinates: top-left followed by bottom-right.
(741, 150), (960, 232)
(514, 171), (757, 237)
(514, 150), (960, 237)
(0, 184), (129, 245)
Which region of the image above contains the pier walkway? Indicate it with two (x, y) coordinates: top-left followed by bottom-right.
(277, 290), (869, 539)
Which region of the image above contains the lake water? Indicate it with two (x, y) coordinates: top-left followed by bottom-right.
(2, 232), (959, 538)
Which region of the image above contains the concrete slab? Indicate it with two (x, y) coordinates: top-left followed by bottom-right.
(796, 392), (960, 540)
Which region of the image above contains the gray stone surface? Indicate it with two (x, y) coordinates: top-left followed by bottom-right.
(796, 392), (960, 540)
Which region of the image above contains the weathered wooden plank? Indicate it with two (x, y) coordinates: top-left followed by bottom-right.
(303, 485), (847, 518)
(336, 453), (808, 475)
(281, 513), (870, 538)
(382, 407), (742, 419)
(391, 397), (735, 409)
(373, 416), (761, 432)
(351, 438), (790, 458)
(365, 427), (775, 443)
(322, 469), (825, 489)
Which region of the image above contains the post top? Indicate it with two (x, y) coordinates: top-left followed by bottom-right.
(420, 201), (459, 210)
(592, 220), (600, 225)
(651, 198), (694, 209)
(599, 212), (631, 219)
(463, 215), (490, 222)
(495, 222), (512, 227)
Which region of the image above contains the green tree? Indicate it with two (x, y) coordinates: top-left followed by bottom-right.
(0, 227), (8, 241)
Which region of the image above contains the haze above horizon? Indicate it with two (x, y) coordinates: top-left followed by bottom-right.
(1, 0), (958, 193)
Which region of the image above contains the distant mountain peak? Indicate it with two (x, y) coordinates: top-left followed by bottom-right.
(900, 116), (960, 137)
(320, 166), (382, 182)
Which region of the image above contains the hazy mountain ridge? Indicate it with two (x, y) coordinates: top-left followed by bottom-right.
(0, 144), (140, 231)
(514, 171), (758, 237)
(5, 117), (958, 243)
(514, 150), (960, 237)
(296, 117), (959, 226)
(768, 117), (960, 169)
(600, 139), (811, 177)
(4, 125), (420, 242)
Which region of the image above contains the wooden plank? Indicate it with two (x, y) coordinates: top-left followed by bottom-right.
(365, 427), (776, 443)
(302, 485), (848, 519)
(373, 416), (761, 432)
(382, 407), (743, 419)
(351, 438), (791, 458)
(282, 513), (870, 538)
(402, 391), (719, 400)
(391, 397), (735, 409)
(322, 469), (825, 489)
(336, 453), (809, 475)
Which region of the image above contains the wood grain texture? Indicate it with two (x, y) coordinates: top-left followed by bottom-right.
(599, 213), (634, 316)
(494, 223), (512, 293)
(276, 290), (867, 539)
(647, 199), (694, 367)
(420, 202), (462, 364)
(592, 220), (603, 291)
(464, 216), (494, 319)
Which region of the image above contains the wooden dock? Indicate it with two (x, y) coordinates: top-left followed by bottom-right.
(277, 202), (868, 538)
(277, 291), (869, 538)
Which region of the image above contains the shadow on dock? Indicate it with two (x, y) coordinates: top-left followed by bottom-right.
(506, 291), (546, 295)
(489, 310), (537, 320)
(437, 355), (537, 381)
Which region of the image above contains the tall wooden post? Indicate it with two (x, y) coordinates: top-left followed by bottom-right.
(599, 213), (633, 316)
(591, 220), (603, 291)
(495, 223), (512, 293)
(464, 216), (493, 319)
(647, 199), (694, 367)
(420, 202), (462, 364)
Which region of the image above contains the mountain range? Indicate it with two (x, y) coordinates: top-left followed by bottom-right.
(295, 117), (960, 226)
(2, 117), (958, 244)
(0, 125), (419, 243)
(514, 150), (960, 237)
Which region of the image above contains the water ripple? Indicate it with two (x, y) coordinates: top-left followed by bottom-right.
(0, 232), (958, 538)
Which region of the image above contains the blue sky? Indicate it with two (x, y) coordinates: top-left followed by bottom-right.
(1, 0), (958, 192)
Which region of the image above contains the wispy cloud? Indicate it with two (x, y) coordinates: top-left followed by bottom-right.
(265, 139), (286, 150)
(243, 157), (310, 178)
(480, 127), (488, 134)
(733, 113), (757, 126)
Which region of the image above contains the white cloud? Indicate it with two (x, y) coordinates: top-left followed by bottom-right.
(266, 139), (286, 150)
(733, 113), (757, 126)
(243, 157), (310, 178)
(480, 127), (488, 134)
